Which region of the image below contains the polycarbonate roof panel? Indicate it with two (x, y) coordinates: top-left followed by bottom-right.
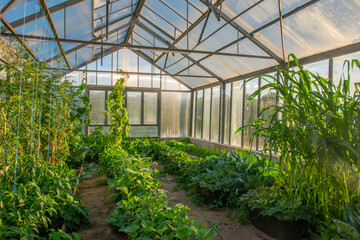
(176, 76), (218, 89)
(2, 0), (360, 89)
(3, 0), (39, 23)
(282, 0), (360, 58)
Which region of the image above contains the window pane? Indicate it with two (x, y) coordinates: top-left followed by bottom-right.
(195, 90), (203, 138)
(202, 88), (211, 140)
(144, 92), (157, 124)
(224, 83), (231, 144)
(89, 90), (105, 125)
(129, 126), (158, 137)
(127, 92), (142, 124)
(244, 78), (259, 150)
(161, 92), (191, 137)
(231, 81), (243, 147)
(211, 86), (220, 142)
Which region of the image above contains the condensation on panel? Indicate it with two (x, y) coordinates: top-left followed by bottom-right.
(202, 88), (211, 140)
(161, 92), (191, 138)
(144, 92), (157, 124)
(89, 90), (105, 125)
(211, 86), (220, 142)
(127, 92), (142, 124)
(195, 90), (203, 138)
(231, 81), (243, 147)
(129, 126), (158, 137)
(224, 83), (231, 145)
(243, 78), (259, 150)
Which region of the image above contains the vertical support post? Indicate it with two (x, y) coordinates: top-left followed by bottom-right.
(256, 76), (261, 151)
(329, 57), (334, 83)
(201, 90), (204, 140)
(190, 90), (194, 137)
(157, 91), (161, 138)
(220, 82), (225, 144)
(241, 80), (246, 148)
(278, 0), (286, 61)
(209, 87), (213, 141)
(194, 91), (198, 138)
(229, 83), (233, 145)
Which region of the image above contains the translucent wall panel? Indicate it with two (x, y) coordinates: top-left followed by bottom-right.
(144, 92), (157, 124)
(195, 90), (203, 139)
(244, 78), (259, 150)
(127, 92), (142, 124)
(211, 86), (220, 142)
(202, 88), (211, 140)
(97, 54), (112, 71)
(161, 92), (191, 137)
(97, 72), (112, 85)
(125, 74), (138, 87)
(129, 126), (158, 137)
(224, 83), (231, 144)
(231, 81), (243, 146)
(86, 72), (96, 85)
(333, 51), (360, 95)
(139, 75), (152, 88)
(89, 90), (105, 125)
(259, 74), (277, 150)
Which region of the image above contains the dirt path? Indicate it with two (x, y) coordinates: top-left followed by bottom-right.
(158, 174), (272, 240)
(76, 174), (127, 240)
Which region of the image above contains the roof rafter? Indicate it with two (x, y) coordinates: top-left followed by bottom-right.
(0, 0), (17, 14)
(199, 0), (283, 64)
(136, 21), (224, 83)
(37, 0), (72, 69)
(124, 0), (146, 43)
(177, 0), (320, 75)
(0, 17), (39, 61)
(46, 22), (132, 64)
(1, 0), (85, 33)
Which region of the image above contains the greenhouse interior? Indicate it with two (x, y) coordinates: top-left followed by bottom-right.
(0, 0), (360, 239)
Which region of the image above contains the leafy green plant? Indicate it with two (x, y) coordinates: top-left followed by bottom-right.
(333, 202), (360, 240)
(99, 142), (216, 239)
(237, 54), (360, 237)
(104, 72), (130, 146)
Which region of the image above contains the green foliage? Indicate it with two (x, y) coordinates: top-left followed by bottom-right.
(240, 187), (313, 222)
(0, 40), (90, 163)
(99, 143), (216, 239)
(333, 202), (360, 240)
(237, 54), (360, 236)
(0, 156), (88, 239)
(104, 72), (130, 146)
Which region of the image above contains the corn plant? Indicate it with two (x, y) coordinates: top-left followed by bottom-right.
(237, 54), (360, 232)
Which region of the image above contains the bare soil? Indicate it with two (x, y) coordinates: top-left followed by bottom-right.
(76, 174), (127, 240)
(158, 174), (272, 240)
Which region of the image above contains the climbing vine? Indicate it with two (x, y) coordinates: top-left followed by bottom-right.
(104, 71), (130, 146)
